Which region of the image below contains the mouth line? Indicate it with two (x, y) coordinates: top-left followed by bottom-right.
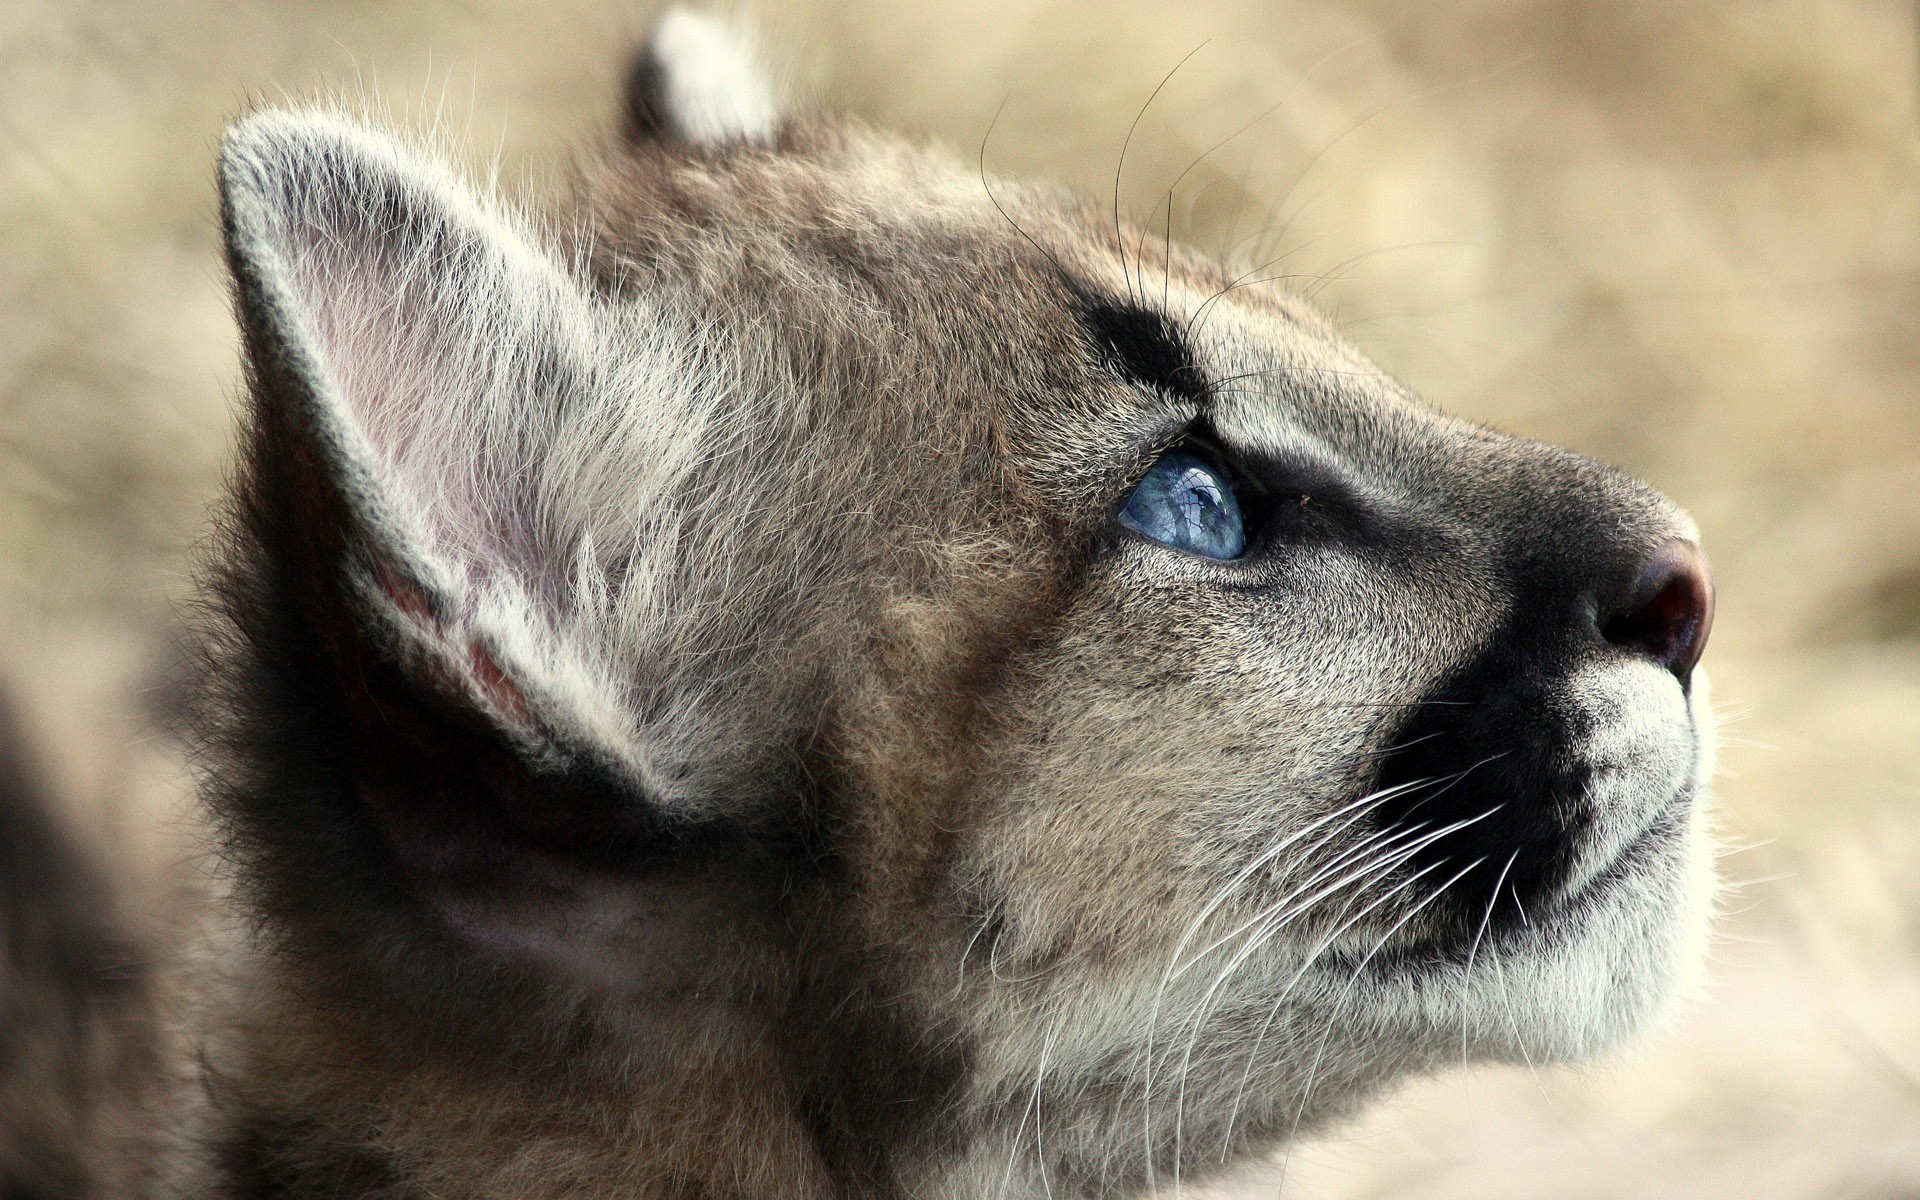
(1547, 782), (1692, 915)
(1334, 783), (1692, 974)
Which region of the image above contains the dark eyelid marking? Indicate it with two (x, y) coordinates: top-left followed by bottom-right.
(1068, 283), (1210, 407)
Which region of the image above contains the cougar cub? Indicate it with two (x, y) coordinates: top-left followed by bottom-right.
(152, 9), (1720, 1197)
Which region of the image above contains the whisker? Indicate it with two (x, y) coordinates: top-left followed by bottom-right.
(1176, 794), (1504, 976)
(1113, 42), (1209, 306)
(1233, 54), (1527, 280)
(1219, 843), (1493, 1173)
(1137, 783), (1406, 1187)
(977, 95), (1075, 285)
(1459, 849), (1522, 1070)
(1343, 728), (1448, 763)
(1162, 801), (1503, 1184)
(1171, 854), (1455, 1193)
(1183, 20), (1386, 252)
(1164, 786), (1411, 978)
(1272, 856), (1488, 1191)
(1190, 794), (1505, 975)
(1487, 927), (1548, 1100)
(1718, 870), (1794, 889)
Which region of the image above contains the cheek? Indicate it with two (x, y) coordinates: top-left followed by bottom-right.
(961, 566), (1476, 965)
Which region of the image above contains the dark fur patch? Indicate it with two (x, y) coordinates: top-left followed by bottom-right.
(206, 147), (979, 1196)
(785, 978), (974, 1194)
(1366, 495), (1690, 935)
(1366, 618), (1593, 933)
(621, 45), (675, 142)
(219, 1111), (404, 1200)
(212, 201), (769, 1051)
(1069, 287), (1209, 405)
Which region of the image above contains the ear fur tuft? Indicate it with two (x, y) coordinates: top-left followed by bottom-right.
(624, 8), (781, 146)
(218, 110), (625, 762)
(212, 109), (745, 996)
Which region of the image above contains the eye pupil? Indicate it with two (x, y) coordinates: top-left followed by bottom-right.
(1119, 449), (1247, 560)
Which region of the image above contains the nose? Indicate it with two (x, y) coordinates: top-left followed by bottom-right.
(1600, 538), (1714, 685)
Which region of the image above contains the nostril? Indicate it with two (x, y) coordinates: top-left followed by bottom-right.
(1601, 539), (1715, 684)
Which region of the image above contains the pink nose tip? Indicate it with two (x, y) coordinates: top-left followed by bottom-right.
(1601, 539), (1714, 684)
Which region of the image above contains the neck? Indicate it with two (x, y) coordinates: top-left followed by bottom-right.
(189, 960), (982, 1200)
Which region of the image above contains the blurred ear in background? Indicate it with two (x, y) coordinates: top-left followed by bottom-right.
(1, 2), (1915, 1195)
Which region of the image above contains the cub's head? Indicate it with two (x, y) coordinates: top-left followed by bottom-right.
(205, 11), (1715, 1197)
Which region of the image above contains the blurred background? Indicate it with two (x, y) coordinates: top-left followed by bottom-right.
(2, 0), (1915, 1194)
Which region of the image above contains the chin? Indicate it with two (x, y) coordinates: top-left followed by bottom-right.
(1360, 670), (1718, 1071)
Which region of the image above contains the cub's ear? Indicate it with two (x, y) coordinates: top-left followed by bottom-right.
(623, 8), (782, 146)
(218, 112), (710, 995)
(219, 109), (638, 772)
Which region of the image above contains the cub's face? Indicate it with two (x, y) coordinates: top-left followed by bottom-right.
(210, 11), (1714, 1197)
(946, 251), (1716, 1187)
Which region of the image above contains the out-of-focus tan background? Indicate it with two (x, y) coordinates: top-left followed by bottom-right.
(2, 0), (1916, 1194)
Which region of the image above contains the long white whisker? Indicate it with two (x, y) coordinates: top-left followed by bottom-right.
(950, 912), (995, 1000)
(1191, 856), (1455, 1175)
(1459, 849), (1521, 1069)
(1167, 781), (1432, 977)
(1163, 837), (1435, 1190)
(1273, 856), (1489, 1193)
(1175, 802), (1504, 977)
(1144, 771), (1506, 1190)
(1170, 820), (1429, 980)
(1166, 802), (1503, 1189)
(1219, 821), (1504, 1150)
(1488, 927), (1546, 1094)
(1032, 1016), (1061, 1199)
(1137, 781), (1418, 1191)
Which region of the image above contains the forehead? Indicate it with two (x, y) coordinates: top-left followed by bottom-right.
(581, 120), (1416, 478)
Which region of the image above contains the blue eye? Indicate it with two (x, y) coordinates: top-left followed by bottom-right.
(1119, 448), (1246, 559)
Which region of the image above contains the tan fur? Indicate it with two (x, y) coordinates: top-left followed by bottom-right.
(4, 12), (1717, 1199)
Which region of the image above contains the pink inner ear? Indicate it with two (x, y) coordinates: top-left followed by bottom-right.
(468, 641), (533, 724)
(373, 563), (534, 727)
(375, 562), (440, 624)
